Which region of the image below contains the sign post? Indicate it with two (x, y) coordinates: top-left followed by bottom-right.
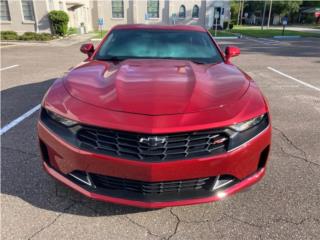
(172, 13), (176, 25)
(97, 18), (104, 38)
(214, 11), (219, 37)
(282, 17), (288, 36)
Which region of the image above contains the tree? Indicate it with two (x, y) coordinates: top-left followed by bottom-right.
(301, 1), (320, 8)
(230, 0), (241, 23)
(272, 0), (303, 16)
(244, 0), (303, 24)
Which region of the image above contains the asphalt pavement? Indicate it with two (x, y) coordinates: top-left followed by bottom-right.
(1, 36), (320, 240)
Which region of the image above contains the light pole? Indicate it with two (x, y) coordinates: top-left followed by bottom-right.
(240, 0), (245, 25)
(267, 0), (273, 28)
(237, 0), (241, 25)
(261, 0), (267, 30)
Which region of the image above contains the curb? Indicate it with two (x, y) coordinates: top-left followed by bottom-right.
(91, 38), (102, 41)
(1, 40), (51, 44)
(273, 35), (301, 39)
(0, 44), (17, 48)
(214, 36), (241, 39)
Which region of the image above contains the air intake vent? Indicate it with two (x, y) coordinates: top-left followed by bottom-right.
(90, 174), (214, 195)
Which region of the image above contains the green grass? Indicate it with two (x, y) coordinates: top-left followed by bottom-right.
(231, 26), (320, 38)
(67, 27), (78, 35)
(93, 30), (107, 39)
(94, 30), (236, 39)
(208, 30), (237, 37)
(92, 26), (319, 39)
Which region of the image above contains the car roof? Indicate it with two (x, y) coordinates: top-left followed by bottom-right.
(112, 24), (207, 32)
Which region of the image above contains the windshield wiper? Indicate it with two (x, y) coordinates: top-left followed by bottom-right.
(96, 56), (208, 64)
(96, 56), (126, 62)
(189, 60), (207, 65)
(156, 57), (208, 64)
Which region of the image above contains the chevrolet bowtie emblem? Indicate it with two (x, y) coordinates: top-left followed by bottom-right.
(139, 136), (167, 147)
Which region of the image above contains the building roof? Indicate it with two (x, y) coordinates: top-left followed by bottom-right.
(112, 24), (207, 32)
(300, 7), (320, 13)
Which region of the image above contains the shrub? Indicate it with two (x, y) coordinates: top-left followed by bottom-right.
(222, 22), (234, 30)
(18, 32), (54, 41)
(18, 32), (38, 40)
(304, 14), (315, 24)
(0, 31), (18, 40)
(36, 33), (54, 41)
(223, 22), (228, 30)
(48, 10), (69, 36)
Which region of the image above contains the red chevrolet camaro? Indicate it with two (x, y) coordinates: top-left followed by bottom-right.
(38, 24), (271, 208)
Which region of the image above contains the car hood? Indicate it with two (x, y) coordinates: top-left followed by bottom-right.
(63, 59), (250, 115)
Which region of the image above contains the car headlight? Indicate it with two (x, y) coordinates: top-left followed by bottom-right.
(45, 109), (77, 127)
(227, 113), (269, 150)
(230, 114), (265, 132)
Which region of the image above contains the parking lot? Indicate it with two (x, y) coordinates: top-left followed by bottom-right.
(1, 36), (320, 240)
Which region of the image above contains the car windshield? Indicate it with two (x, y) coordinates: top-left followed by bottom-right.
(95, 29), (223, 64)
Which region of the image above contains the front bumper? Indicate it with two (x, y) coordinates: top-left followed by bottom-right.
(43, 161), (266, 208)
(38, 121), (271, 208)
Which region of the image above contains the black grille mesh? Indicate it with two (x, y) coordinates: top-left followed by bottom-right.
(76, 127), (228, 162)
(90, 174), (213, 194)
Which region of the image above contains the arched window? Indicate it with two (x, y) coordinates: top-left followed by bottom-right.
(112, 0), (124, 18)
(147, 0), (159, 18)
(178, 5), (186, 18)
(192, 5), (199, 18)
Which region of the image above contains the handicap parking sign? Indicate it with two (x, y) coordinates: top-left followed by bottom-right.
(98, 18), (104, 26)
(282, 17), (288, 25)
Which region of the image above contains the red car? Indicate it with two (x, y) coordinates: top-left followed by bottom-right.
(38, 25), (271, 208)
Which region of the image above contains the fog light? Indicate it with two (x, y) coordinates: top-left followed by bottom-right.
(217, 191), (227, 199)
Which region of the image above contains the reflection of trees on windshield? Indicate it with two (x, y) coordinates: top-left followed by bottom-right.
(95, 29), (223, 64)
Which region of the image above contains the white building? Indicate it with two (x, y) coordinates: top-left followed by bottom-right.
(93, 0), (230, 30)
(0, 0), (230, 34)
(0, 0), (93, 33)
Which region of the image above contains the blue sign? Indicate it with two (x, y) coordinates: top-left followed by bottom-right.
(282, 16), (288, 25)
(97, 18), (104, 26)
(172, 13), (176, 24)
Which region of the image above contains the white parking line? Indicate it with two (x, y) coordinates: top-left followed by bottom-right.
(267, 67), (320, 92)
(246, 37), (282, 46)
(0, 104), (41, 136)
(0, 64), (19, 71)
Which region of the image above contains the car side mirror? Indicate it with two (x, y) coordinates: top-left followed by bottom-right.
(225, 46), (240, 62)
(80, 43), (94, 57)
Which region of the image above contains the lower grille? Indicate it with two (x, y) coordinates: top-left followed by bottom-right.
(65, 170), (238, 202)
(90, 174), (214, 195)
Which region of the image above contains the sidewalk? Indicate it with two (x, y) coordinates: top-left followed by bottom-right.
(49, 33), (94, 46)
(236, 25), (320, 34)
(270, 26), (320, 34)
(0, 33), (94, 47)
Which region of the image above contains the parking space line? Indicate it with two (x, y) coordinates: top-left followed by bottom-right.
(0, 104), (41, 136)
(0, 64), (19, 71)
(246, 37), (281, 45)
(267, 67), (320, 92)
